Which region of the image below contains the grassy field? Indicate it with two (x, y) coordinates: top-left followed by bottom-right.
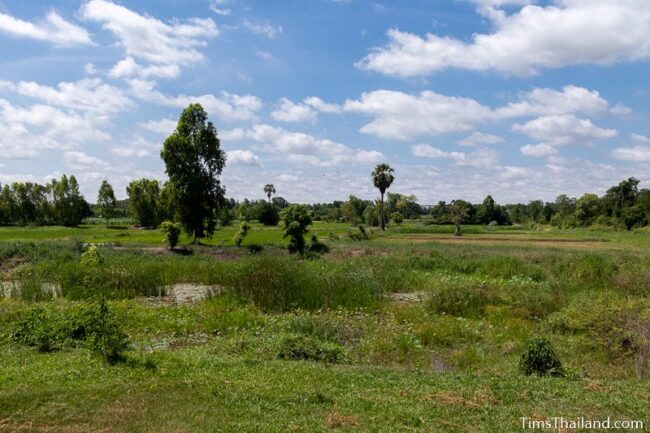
(1, 221), (649, 432)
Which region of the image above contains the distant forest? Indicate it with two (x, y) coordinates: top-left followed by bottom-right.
(1, 176), (648, 231)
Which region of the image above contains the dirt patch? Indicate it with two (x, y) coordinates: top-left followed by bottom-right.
(387, 292), (425, 303)
(141, 283), (224, 306)
(325, 410), (360, 428)
(385, 234), (611, 249)
(0, 256), (29, 278)
(1, 281), (60, 298)
(426, 390), (500, 408)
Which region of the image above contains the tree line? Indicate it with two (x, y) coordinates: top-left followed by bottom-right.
(1, 104), (649, 234)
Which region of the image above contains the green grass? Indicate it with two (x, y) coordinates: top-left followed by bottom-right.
(1, 222), (649, 431)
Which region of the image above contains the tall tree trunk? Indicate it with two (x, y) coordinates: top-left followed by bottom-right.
(380, 192), (385, 231)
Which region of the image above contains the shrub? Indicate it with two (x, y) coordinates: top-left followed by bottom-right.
(86, 298), (129, 364)
(10, 300), (129, 364)
(80, 245), (103, 267)
(256, 202), (280, 226)
(519, 338), (563, 377)
(347, 225), (369, 241)
(280, 205), (313, 254)
(234, 221), (250, 247)
(160, 221), (181, 249)
(391, 212), (404, 224)
(307, 234), (329, 254)
(277, 334), (347, 363)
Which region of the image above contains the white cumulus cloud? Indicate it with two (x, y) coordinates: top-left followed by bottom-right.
(357, 1), (650, 76)
(227, 149), (262, 166)
(0, 11), (93, 47)
(271, 98), (316, 123)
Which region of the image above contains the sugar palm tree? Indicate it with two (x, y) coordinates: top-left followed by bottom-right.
(371, 164), (395, 231)
(264, 184), (276, 203)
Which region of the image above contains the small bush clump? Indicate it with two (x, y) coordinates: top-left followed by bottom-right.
(307, 234), (329, 254)
(277, 334), (347, 363)
(10, 300), (129, 364)
(519, 338), (564, 377)
(160, 221), (181, 250)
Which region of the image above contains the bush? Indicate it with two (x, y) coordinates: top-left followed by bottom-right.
(10, 300), (129, 364)
(277, 334), (347, 363)
(307, 234), (329, 254)
(280, 205), (313, 254)
(347, 225), (369, 241)
(234, 221), (250, 247)
(257, 202), (280, 226)
(519, 338), (563, 377)
(391, 212), (404, 224)
(160, 221), (181, 249)
(247, 244), (263, 254)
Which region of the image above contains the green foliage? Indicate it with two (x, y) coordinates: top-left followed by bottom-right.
(280, 205), (313, 254)
(341, 195), (369, 225)
(160, 221), (181, 249)
(450, 200), (471, 236)
(363, 205), (381, 226)
(391, 212), (404, 224)
(160, 104), (226, 243)
(371, 163), (395, 230)
(51, 175), (89, 227)
(426, 276), (495, 317)
(256, 202), (280, 226)
(347, 225), (370, 241)
(277, 334), (347, 363)
(126, 178), (162, 228)
(227, 255), (383, 311)
(263, 184), (276, 202)
(80, 245), (103, 267)
(519, 338), (563, 377)
(96, 180), (117, 225)
(234, 221), (250, 247)
(10, 300), (128, 364)
(307, 233), (329, 254)
(86, 298), (129, 364)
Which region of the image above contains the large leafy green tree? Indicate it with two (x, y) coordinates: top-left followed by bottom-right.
(450, 200), (470, 236)
(341, 195), (371, 225)
(371, 163), (395, 231)
(126, 179), (162, 228)
(97, 180), (117, 226)
(161, 104), (226, 243)
(51, 175), (88, 227)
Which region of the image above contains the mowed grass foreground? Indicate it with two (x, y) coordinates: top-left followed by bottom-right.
(1, 222), (650, 432)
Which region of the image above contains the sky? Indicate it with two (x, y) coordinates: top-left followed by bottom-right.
(0, 0), (649, 205)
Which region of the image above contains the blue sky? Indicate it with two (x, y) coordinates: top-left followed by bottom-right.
(0, 0), (649, 204)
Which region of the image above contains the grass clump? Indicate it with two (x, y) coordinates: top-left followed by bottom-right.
(519, 338), (563, 377)
(227, 255), (384, 311)
(277, 334), (348, 363)
(426, 276), (495, 317)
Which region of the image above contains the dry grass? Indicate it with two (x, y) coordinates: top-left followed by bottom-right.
(325, 409), (360, 428)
